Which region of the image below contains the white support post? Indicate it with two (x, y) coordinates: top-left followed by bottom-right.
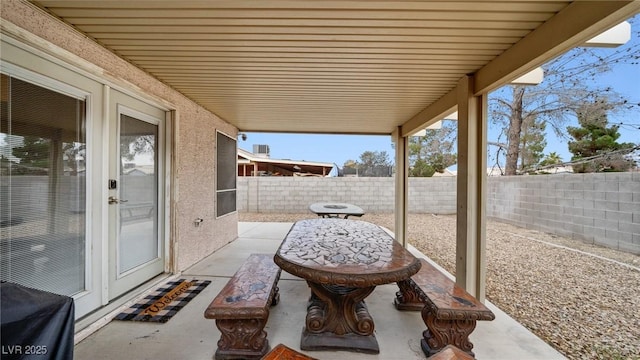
(455, 75), (488, 301)
(393, 127), (409, 247)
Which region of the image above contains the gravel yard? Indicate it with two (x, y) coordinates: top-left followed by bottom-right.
(239, 212), (640, 360)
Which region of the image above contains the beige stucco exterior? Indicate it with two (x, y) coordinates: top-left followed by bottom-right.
(1, 0), (238, 273)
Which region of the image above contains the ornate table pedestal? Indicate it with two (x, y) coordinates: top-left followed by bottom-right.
(274, 218), (421, 354)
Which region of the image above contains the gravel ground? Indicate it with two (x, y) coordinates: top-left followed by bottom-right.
(239, 212), (640, 360)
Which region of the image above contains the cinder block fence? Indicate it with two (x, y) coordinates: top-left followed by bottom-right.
(237, 177), (456, 214)
(488, 172), (640, 254)
(237, 172), (640, 255)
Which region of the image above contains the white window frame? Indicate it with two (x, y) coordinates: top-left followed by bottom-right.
(215, 131), (237, 218)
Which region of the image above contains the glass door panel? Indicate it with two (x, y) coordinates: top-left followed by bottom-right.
(108, 90), (165, 300)
(118, 114), (159, 273)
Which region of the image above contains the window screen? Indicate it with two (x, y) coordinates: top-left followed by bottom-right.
(216, 131), (236, 217)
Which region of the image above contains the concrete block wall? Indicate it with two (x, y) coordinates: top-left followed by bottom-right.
(487, 172), (640, 254)
(238, 173), (639, 254)
(238, 177), (399, 213)
(237, 176), (457, 214)
(408, 177), (457, 213)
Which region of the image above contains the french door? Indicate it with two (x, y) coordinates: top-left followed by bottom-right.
(0, 55), (103, 318)
(2, 38), (170, 318)
(108, 90), (166, 299)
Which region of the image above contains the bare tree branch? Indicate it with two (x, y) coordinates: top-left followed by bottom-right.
(522, 146), (639, 173)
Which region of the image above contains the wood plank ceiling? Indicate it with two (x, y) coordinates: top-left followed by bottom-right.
(33, 1), (581, 134)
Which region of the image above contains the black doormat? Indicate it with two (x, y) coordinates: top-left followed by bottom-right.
(114, 279), (210, 323)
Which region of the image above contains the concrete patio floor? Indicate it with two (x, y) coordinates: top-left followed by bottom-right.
(74, 222), (566, 360)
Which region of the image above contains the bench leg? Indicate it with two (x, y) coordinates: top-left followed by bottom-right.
(420, 307), (478, 359)
(214, 318), (270, 359)
(271, 286), (280, 306)
(393, 280), (424, 311)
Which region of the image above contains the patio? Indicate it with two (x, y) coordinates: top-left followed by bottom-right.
(74, 221), (565, 360)
(1, 4), (639, 360)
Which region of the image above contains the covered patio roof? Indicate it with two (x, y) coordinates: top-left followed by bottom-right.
(28, 1), (640, 299)
(32, 1), (638, 135)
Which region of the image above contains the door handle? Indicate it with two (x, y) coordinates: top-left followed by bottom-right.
(108, 196), (129, 204)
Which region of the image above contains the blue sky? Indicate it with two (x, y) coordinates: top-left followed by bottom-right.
(241, 133), (394, 166)
(243, 16), (639, 168)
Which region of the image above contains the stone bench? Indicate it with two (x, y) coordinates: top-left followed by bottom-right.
(204, 253), (281, 359)
(394, 259), (495, 358)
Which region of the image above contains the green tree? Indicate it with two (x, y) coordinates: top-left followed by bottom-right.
(358, 150), (392, 177)
(539, 152), (563, 167)
(11, 136), (50, 168)
(534, 151), (566, 174)
(342, 159), (358, 176)
(343, 159), (357, 168)
(410, 159), (435, 177)
(408, 120), (457, 177)
(519, 116), (546, 172)
(567, 100), (635, 173)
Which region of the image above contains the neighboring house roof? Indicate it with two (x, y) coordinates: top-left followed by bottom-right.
(487, 166), (503, 177)
(123, 166), (155, 176)
(485, 165), (575, 176)
(438, 165), (574, 177)
(238, 148), (334, 176)
(535, 165), (574, 174)
(432, 168), (456, 177)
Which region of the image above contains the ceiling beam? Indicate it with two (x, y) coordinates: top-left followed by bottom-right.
(474, 1), (640, 95)
(400, 1), (640, 138)
(400, 87), (456, 137)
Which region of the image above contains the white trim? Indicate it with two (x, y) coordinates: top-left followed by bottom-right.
(117, 104), (162, 126)
(0, 61), (102, 314)
(163, 111), (173, 274)
(114, 104), (165, 279)
(81, 90), (94, 303)
(216, 130), (238, 218)
(114, 105), (123, 279)
(1, 61), (89, 100)
(101, 84), (110, 306)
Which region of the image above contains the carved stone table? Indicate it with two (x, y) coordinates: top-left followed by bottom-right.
(274, 218), (421, 354)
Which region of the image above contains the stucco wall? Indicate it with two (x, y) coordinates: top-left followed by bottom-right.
(1, 0), (238, 271)
(238, 174), (640, 254)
